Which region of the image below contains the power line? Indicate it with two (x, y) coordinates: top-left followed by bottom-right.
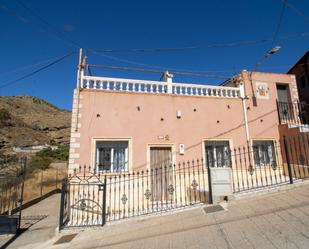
(284, 0), (309, 22)
(0, 54), (76, 77)
(15, 0), (80, 48)
(91, 51), (233, 75)
(270, 0), (287, 48)
(0, 52), (75, 89)
(88, 64), (229, 79)
(88, 31), (309, 53)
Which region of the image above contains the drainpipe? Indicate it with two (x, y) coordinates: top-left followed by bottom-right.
(239, 73), (250, 144)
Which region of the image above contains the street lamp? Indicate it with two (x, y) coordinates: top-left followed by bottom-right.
(250, 46), (281, 107)
(241, 46), (281, 145)
(254, 46), (281, 71)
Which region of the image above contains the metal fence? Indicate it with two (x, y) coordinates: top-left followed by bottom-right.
(0, 158), (26, 232)
(23, 166), (67, 204)
(1, 157), (68, 233)
(60, 159), (212, 228)
(230, 141), (291, 193)
(0, 158), (25, 215)
(59, 134), (309, 229)
(283, 134), (309, 181)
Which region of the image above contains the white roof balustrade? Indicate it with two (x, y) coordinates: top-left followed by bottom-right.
(80, 75), (241, 98)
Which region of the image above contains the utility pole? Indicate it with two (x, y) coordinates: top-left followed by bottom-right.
(75, 48), (85, 132)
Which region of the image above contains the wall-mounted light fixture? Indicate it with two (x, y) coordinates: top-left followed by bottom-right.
(179, 144), (185, 155)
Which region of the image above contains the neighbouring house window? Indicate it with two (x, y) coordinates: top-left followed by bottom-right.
(205, 141), (231, 167)
(252, 140), (276, 167)
(96, 141), (128, 172)
(298, 74), (308, 90)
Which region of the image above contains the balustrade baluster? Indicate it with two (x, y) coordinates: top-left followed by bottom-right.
(205, 88), (209, 96)
(184, 87), (188, 95)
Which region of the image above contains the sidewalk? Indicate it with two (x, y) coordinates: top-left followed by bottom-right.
(40, 183), (309, 249)
(0, 194), (60, 249)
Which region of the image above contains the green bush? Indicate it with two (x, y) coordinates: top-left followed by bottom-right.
(28, 156), (53, 171)
(35, 145), (69, 161)
(28, 145), (69, 172)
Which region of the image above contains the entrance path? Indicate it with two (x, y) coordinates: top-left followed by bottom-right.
(42, 183), (309, 249)
(0, 194), (60, 249)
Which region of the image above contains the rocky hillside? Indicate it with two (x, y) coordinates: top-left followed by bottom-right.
(0, 96), (71, 156)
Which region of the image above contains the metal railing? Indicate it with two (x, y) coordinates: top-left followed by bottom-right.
(60, 159), (211, 228)
(0, 158), (67, 216)
(60, 135), (309, 229)
(283, 134), (309, 180)
(0, 158), (26, 233)
(230, 142), (291, 193)
(80, 75), (241, 98)
(277, 100), (309, 126)
(0, 158), (25, 215)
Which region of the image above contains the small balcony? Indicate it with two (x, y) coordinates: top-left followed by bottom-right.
(277, 100), (309, 130)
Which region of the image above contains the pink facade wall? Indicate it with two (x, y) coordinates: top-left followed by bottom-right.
(68, 72), (297, 172)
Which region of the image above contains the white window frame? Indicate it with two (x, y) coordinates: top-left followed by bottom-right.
(251, 139), (277, 167)
(91, 138), (132, 173)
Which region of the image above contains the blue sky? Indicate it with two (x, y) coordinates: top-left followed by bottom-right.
(0, 0), (308, 110)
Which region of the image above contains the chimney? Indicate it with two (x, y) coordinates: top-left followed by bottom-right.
(163, 71), (173, 83)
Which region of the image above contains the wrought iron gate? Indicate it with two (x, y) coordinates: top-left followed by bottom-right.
(0, 158), (26, 233)
(59, 168), (106, 228)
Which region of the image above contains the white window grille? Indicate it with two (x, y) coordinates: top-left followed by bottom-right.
(252, 140), (276, 167)
(205, 140), (231, 168)
(96, 141), (129, 172)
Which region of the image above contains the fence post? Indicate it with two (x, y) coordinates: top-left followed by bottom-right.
(59, 178), (67, 231)
(206, 157), (213, 205)
(297, 100), (303, 124)
(283, 136), (293, 184)
(17, 157), (26, 230)
(40, 170), (43, 197)
(101, 175), (107, 226)
(56, 168), (58, 189)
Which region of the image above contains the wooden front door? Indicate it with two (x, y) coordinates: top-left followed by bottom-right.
(150, 147), (173, 201)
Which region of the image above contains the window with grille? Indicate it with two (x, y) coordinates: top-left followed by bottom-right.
(96, 141), (128, 172)
(205, 140), (231, 168)
(297, 73), (308, 90)
(252, 140), (277, 167)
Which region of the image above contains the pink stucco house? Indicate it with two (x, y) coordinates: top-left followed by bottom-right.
(59, 52), (309, 228)
(68, 55), (300, 175)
